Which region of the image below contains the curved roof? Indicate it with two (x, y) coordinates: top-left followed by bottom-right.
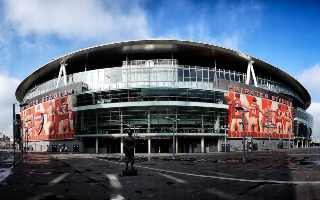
(15, 40), (311, 108)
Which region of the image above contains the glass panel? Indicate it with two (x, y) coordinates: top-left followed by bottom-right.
(196, 69), (202, 82)
(184, 68), (190, 81)
(190, 68), (196, 81)
(178, 68), (183, 81)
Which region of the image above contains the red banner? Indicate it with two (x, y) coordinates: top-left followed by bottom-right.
(21, 95), (75, 141)
(224, 89), (293, 139)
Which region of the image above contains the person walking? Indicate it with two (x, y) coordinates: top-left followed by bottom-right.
(124, 130), (136, 171)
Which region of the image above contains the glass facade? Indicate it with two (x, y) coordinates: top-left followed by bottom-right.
(76, 88), (225, 106)
(23, 59), (313, 139)
(76, 106), (228, 136)
(19, 56), (313, 152)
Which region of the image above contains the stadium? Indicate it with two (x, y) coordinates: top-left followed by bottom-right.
(15, 40), (313, 153)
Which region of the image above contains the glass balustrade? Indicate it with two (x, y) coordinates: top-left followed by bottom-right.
(23, 59), (303, 104)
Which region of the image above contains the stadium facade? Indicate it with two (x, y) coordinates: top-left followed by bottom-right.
(15, 40), (313, 153)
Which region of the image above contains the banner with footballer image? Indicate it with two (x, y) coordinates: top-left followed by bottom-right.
(21, 95), (75, 141)
(224, 85), (294, 139)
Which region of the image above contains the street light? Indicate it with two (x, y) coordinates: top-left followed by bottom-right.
(164, 116), (180, 158)
(235, 106), (249, 163)
(220, 126), (229, 152)
(264, 123), (276, 151)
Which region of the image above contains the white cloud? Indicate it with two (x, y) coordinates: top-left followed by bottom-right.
(153, 0), (262, 50)
(298, 63), (320, 140)
(307, 102), (320, 140)
(220, 34), (240, 50)
(4, 0), (150, 41)
(0, 73), (20, 137)
(298, 63), (320, 97)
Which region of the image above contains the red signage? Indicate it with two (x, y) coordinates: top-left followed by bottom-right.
(225, 86), (293, 139)
(21, 95), (75, 141)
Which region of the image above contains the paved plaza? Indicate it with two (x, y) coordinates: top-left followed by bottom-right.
(1, 149), (320, 200)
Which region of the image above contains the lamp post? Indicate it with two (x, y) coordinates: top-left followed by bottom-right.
(264, 123), (276, 151)
(221, 126), (229, 152)
(164, 116), (180, 158)
(12, 103), (16, 166)
(235, 106), (248, 163)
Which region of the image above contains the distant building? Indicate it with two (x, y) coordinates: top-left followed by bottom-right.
(0, 134), (11, 149)
(15, 40), (313, 153)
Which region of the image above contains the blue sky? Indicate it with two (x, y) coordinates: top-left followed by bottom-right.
(0, 0), (320, 139)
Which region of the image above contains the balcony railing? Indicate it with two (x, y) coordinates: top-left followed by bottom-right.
(23, 59), (303, 104)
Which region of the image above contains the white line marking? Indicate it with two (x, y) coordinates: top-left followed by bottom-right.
(98, 158), (320, 185)
(158, 172), (187, 184)
(206, 187), (236, 200)
(288, 154), (320, 156)
(29, 192), (53, 200)
(0, 167), (12, 183)
(48, 173), (70, 186)
(110, 194), (125, 200)
(106, 174), (122, 189)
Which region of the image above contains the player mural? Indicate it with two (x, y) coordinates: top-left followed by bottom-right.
(21, 95), (75, 141)
(224, 85), (293, 139)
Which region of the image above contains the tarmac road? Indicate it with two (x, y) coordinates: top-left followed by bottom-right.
(0, 148), (320, 200)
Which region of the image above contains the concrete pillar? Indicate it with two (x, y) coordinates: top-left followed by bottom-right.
(120, 138), (124, 154)
(148, 138), (151, 155)
(217, 139), (221, 152)
(301, 140), (304, 148)
(305, 140), (308, 148)
(304, 140), (307, 148)
(188, 143), (192, 153)
(201, 115), (204, 133)
(147, 111), (151, 133)
(176, 137), (178, 154)
(120, 112), (123, 134)
(95, 137), (99, 154)
(201, 137), (205, 153)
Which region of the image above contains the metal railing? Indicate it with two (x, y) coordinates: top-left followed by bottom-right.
(23, 60), (303, 104)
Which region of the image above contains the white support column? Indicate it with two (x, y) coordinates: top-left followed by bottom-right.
(245, 61), (251, 85)
(301, 139), (304, 148)
(305, 140), (307, 148)
(56, 61), (68, 88)
(217, 139), (221, 152)
(249, 61), (258, 87)
(147, 111), (151, 134)
(56, 64), (63, 88)
(120, 138), (124, 155)
(201, 137), (205, 153)
(62, 63), (67, 85)
(245, 60), (257, 87)
(95, 137), (99, 154)
(175, 137), (178, 154)
(148, 138), (151, 155)
(120, 112), (123, 134)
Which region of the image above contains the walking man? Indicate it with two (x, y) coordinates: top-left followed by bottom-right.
(124, 130), (136, 171)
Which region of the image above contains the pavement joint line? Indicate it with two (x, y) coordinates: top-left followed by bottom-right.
(157, 172), (188, 184)
(48, 173), (70, 186)
(206, 187), (237, 200)
(288, 154), (320, 156)
(97, 158), (320, 185)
